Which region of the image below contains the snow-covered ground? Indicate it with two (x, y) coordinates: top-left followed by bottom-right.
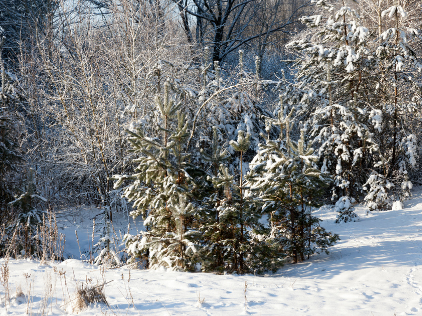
(3, 189), (422, 315)
(54, 206), (144, 260)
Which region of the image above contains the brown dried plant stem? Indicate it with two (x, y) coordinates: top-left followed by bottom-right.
(1, 259), (10, 308)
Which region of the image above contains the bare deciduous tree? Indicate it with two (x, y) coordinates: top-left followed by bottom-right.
(173, 0), (310, 63)
(18, 0), (197, 207)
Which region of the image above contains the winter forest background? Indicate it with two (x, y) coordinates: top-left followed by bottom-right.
(1, 0), (422, 274)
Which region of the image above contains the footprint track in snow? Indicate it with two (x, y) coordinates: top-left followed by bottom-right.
(405, 267), (422, 296)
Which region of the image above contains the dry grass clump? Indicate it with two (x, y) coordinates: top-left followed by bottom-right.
(1, 259), (10, 307)
(15, 285), (24, 298)
(72, 282), (108, 313)
(0, 207), (65, 261)
(15, 285), (25, 302)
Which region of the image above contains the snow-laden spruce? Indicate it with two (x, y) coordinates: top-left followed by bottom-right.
(284, 0), (420, 214)
(114, 81), (202, 271)
(247, 103), (339, 263)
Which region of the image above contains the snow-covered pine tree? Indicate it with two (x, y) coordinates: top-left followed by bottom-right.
(201, 163), (244, 273)
(247, 105), (339, 263)
(114, 81), (201, 271)
(228, 130), (253, 273)
(291, 0), (422, 212)
(4, 168), (49, 258)
(199, 129), (278, 274)
(197, 126), (231, 272)
(365, 1), (420, 207)
(284, 0), (420, 217)
(363, 172), (394, 211)
(92, 208), (122, 267)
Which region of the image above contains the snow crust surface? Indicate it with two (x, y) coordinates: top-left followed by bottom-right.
(3, 189), (422, 315)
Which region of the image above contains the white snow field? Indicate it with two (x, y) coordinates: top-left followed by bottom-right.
(3, 189), (422, 316)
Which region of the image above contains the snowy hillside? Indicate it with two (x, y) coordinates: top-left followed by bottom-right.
(3, 190), (422, 316)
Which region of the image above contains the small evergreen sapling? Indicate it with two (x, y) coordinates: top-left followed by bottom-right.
(334, 196), (357, 223)
(363, 172), (394, 212)
(198, 126), (231, 272)
(4, 169), (48, 258)
(115, 81), (201, 271)
(199, 128), (280, 274)
(93, 208), (121, 267)
(229, 130), (251, 274)
(248, 105), (339, 263)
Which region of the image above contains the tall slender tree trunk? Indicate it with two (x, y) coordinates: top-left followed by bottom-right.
(239, 150), (244, 273)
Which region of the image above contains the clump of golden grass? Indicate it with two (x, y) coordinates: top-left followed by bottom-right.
(72, 282), (109, 313)
(1, 258), (10, 308)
